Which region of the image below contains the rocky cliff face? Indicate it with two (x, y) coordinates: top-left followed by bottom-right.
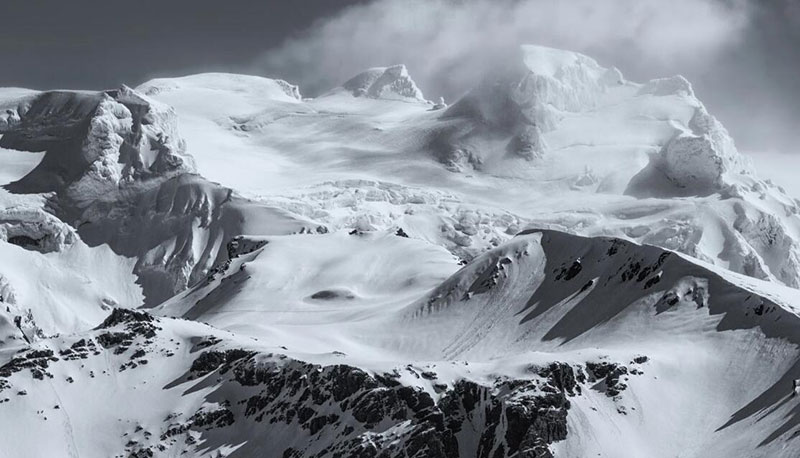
(0, 87), (191, 196)
(0, 306), (654, 458)
(182, 349), (576, 458)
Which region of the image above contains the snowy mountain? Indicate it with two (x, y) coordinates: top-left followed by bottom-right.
(1, 45), (800, 457)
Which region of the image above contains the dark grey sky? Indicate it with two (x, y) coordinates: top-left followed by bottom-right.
(0, 0), (364, 90)
(663, 0), (800, 154)
(1, 0), (798, 154)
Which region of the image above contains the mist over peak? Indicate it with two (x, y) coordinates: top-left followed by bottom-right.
(251, 0), (800, 157)
(253, 0), (749, 100)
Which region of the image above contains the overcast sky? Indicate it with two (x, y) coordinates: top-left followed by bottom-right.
(2, 0), (798, 158)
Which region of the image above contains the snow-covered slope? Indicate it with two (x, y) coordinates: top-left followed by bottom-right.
(2, 230), (799, 457)
(131, 46), (800, 290)
(1, 44), (800, 457)
(402, 230), (800, 457)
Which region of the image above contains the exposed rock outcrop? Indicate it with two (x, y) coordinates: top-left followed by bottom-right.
(342, 65), (427, 102)
(0, 307), (586, 457)
(1, 87), (191, 195)
(0, 207), (76, 253)
(178, 349), (576, 458)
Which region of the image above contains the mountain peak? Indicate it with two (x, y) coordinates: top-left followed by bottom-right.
(519, 44), (606, 80)
(341, 64), (426, 101)
(137, 73), (303, 102)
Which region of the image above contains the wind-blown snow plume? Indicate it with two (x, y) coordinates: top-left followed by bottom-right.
(253, 0), (750, 100)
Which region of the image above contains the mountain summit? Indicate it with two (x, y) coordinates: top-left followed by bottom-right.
(341, 64), (427, 101)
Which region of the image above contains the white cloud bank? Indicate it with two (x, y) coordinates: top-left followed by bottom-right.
(253, 0), (751, 100)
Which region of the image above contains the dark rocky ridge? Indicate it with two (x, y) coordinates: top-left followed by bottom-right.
(0, 307), (646, 457)
(180, 348), (579, 458)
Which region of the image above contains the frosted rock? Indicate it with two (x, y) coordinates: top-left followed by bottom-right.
(627, 106), (753, 197)
(107, 85), (191, 175)
(353, 215), (376, 232)
(2, 86), (193, 196)
(452, 233), (472, 247)
(733, 202), (800, 288)
(661, 134), (727, 191)
(72, 173), (317, 305)
(0, 208), (77, 253)
(599, 67), (625, 86)
(69, 97), (131, 196)
(508, 125), (546, 160)
(572, 166), (600, 189)
(0, 108), (20, 132)
(0, 275), (16, 305)
(432, 96), (447, 110)
(637, 75), (695, 97)
(441, 147), (483, 172)
(342, 65), (426, 101)
(275, 80), (302, 100)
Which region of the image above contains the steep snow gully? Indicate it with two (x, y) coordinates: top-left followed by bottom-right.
(1, 45), (800, 457)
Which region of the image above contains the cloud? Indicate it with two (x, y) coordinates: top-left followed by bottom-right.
(252, 0), (751, 100)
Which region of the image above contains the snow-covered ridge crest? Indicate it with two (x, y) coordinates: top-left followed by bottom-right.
(137, 72), (302, 102)
(515, 44), (623, 113)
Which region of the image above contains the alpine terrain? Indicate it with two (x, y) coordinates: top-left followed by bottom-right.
(1, 45), (799, 457)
